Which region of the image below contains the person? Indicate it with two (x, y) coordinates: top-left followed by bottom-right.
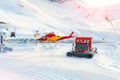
(34, 34), (38, 39)
(10, 32), (15, 37)
(0, 33), (3, 45)
(0, 32), (6, 52)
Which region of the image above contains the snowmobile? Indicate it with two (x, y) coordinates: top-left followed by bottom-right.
(66, 37), (97, 58)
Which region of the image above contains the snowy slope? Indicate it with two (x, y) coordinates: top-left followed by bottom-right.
(0, 0), (120, 80)
(0, 0), (120, 40)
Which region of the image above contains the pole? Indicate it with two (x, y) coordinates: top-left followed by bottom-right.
(0, 35), (3, 45)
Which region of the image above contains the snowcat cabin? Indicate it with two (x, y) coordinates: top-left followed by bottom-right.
(74, 37), (92, 53)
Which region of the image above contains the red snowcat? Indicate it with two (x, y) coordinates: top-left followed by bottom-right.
(66, 37), (97, 58)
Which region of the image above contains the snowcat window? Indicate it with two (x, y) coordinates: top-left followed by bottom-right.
(75, 43), (88, 51)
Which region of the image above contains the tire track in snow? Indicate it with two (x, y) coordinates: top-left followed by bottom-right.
(93, 43), (120, 74)
(0, 58), (75, 80)
(18, 66), (75, 80)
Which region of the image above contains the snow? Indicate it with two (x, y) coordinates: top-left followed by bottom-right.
(0, 43), (120, 80)
(76, 0), (120, 7)
(0, 0), (120, 80)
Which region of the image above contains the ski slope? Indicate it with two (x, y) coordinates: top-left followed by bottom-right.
(0, 0), (120, 80)
(0, 43), (120, 80)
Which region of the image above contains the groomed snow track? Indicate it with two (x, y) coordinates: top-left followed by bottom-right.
(0, 43), (120, 80)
